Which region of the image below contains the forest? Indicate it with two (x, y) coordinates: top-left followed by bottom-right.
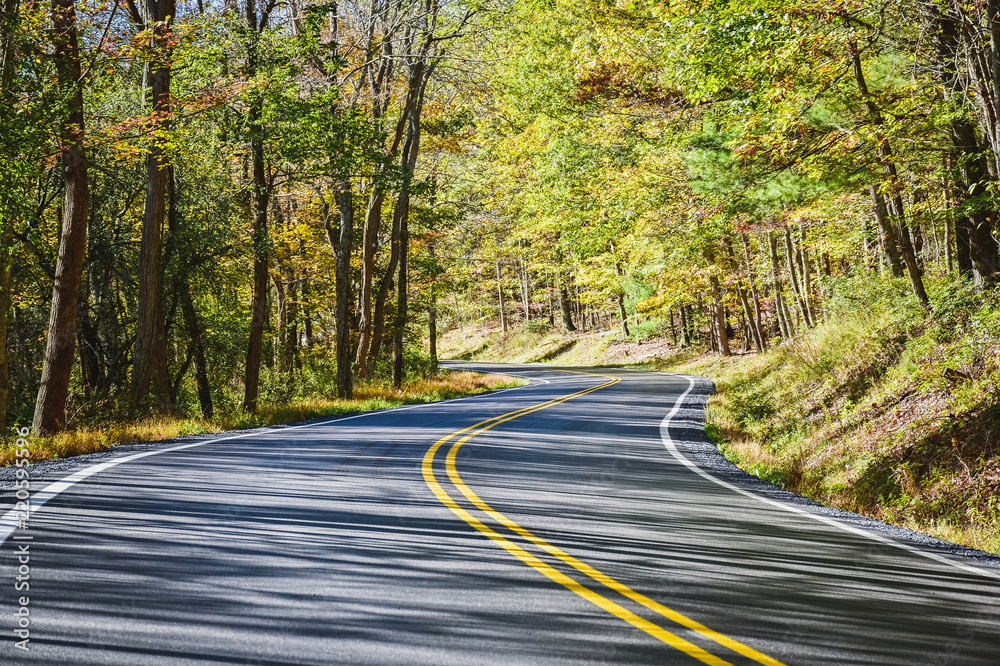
(2, 0), (1000, 544)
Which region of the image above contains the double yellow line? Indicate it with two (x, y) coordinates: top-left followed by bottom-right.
(421, 369), (785, 666)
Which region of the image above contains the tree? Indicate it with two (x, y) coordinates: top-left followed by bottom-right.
(129, 0), (177, 414)
(32, 0), (91, 434)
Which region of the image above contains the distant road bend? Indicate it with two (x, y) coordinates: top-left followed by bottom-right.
(2, 362), (999, 664)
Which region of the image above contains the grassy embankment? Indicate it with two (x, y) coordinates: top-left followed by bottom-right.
(440, 278), (1000, 553)
(2, 372), (521, 466)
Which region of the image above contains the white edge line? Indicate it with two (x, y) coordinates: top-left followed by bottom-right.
(0, 378), (536, 546)
(441, 362), (551, 385)
(658, 373), (1000, 583)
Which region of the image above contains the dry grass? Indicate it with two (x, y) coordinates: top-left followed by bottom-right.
(2, 371), (521, 466)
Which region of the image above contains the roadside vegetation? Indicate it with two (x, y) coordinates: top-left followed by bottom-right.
(679, 279), (1000, 555)
(440, 275), (1000, 554)
(0, 371), (520, 466)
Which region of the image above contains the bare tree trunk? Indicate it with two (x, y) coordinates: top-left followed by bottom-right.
(355, 48), (426, 379)
(179, 283), (212, 417)
(989, 0), (1000, 174)
(130, 0), (176, 415)
(735, 283), (761, 352)
(33, 0), (91, 434)
(944, 205), (954, 272)
(783, 227), (811, 328)
(496, 260), (507, 333)
(302, 277), (313, 349)
(391, 69), (425, 387)
(798, 224), (816, 325)
(547, 279), (555, 326)
(0, 0), (16, 432)
(896, 216), (930, 308)
(370, 64), (426, 372)
(354, 189), (385, 380)
(709, 274), (731, 356)
(740, 234), (766, 349)
(519, 258), (531, 320)
(0, 214), (9, 432)
(870, 186), (904, 277)
(558, 273), (575, 332)
(288, 275), (300, 372)
(272, 271), (287, 373)
(334, 179), (354, 398)
(813, 254), (826, 324)
(768, 232), (792, 340)
(392, 198), (408, 388)
(428, 298), (437, 373)
(243, 103), (270, 412)
(616, 294), (629, 338)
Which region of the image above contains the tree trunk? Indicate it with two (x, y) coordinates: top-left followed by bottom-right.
(616, 294), (629, 338)
(708, 274), (731, 356)
(429, 298), (437, 374)
(355, 55), (426, 379)
(870, 186), (905, 277)
(354, 188), (385, 380)
(948, 124), (1000, 285)
(735, 283), (761, 352)
(496, 260), (507, 333)
(242, 102), (270, 413)
(944, 205), (954, 273)
(797, 224), (816, 326)
(391, 75), (424, 387)
(768, 232), (792, 340)
(989, 0), (1000, 175)
(130, 0), (175, 416)
(392, 198), (408, 388)
(334, 178), (354, 398)
(897, 216), (930, 308)
(0, 212), (9, 432)
(288, 276), (300, 372)
(558, 273), (575, 332)
(783, 227), (811, 328)
(0, 0), (17, 431)
(740, 234), (767, 349)
(547, 279), (555, 325)
(369, 77), (424, 372)
(32, 0), (90, 434)
(272, 271), (287, 373)
(179, 283), (212, 417)
(851, 40), (932, 301)
(519, 259), (531, 321)
(925, 7), (1000, 283)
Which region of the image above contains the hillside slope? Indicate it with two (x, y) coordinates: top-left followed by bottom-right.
(440, 282), (1000, 554)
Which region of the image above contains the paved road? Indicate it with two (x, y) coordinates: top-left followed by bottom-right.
(1, 364), (999, 665)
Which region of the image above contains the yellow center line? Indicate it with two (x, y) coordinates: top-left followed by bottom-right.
(441, 370), (786, 666)
(421, 408), (730, 664)
(421, 369), (785, 666)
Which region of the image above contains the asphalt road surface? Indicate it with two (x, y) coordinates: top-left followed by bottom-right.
(1, 363), (999, 665)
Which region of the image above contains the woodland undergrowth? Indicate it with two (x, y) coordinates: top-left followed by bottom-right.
(671, 276), (1000, 554)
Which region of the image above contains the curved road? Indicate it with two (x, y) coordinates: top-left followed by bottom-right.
(2, 364), (998, 664)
